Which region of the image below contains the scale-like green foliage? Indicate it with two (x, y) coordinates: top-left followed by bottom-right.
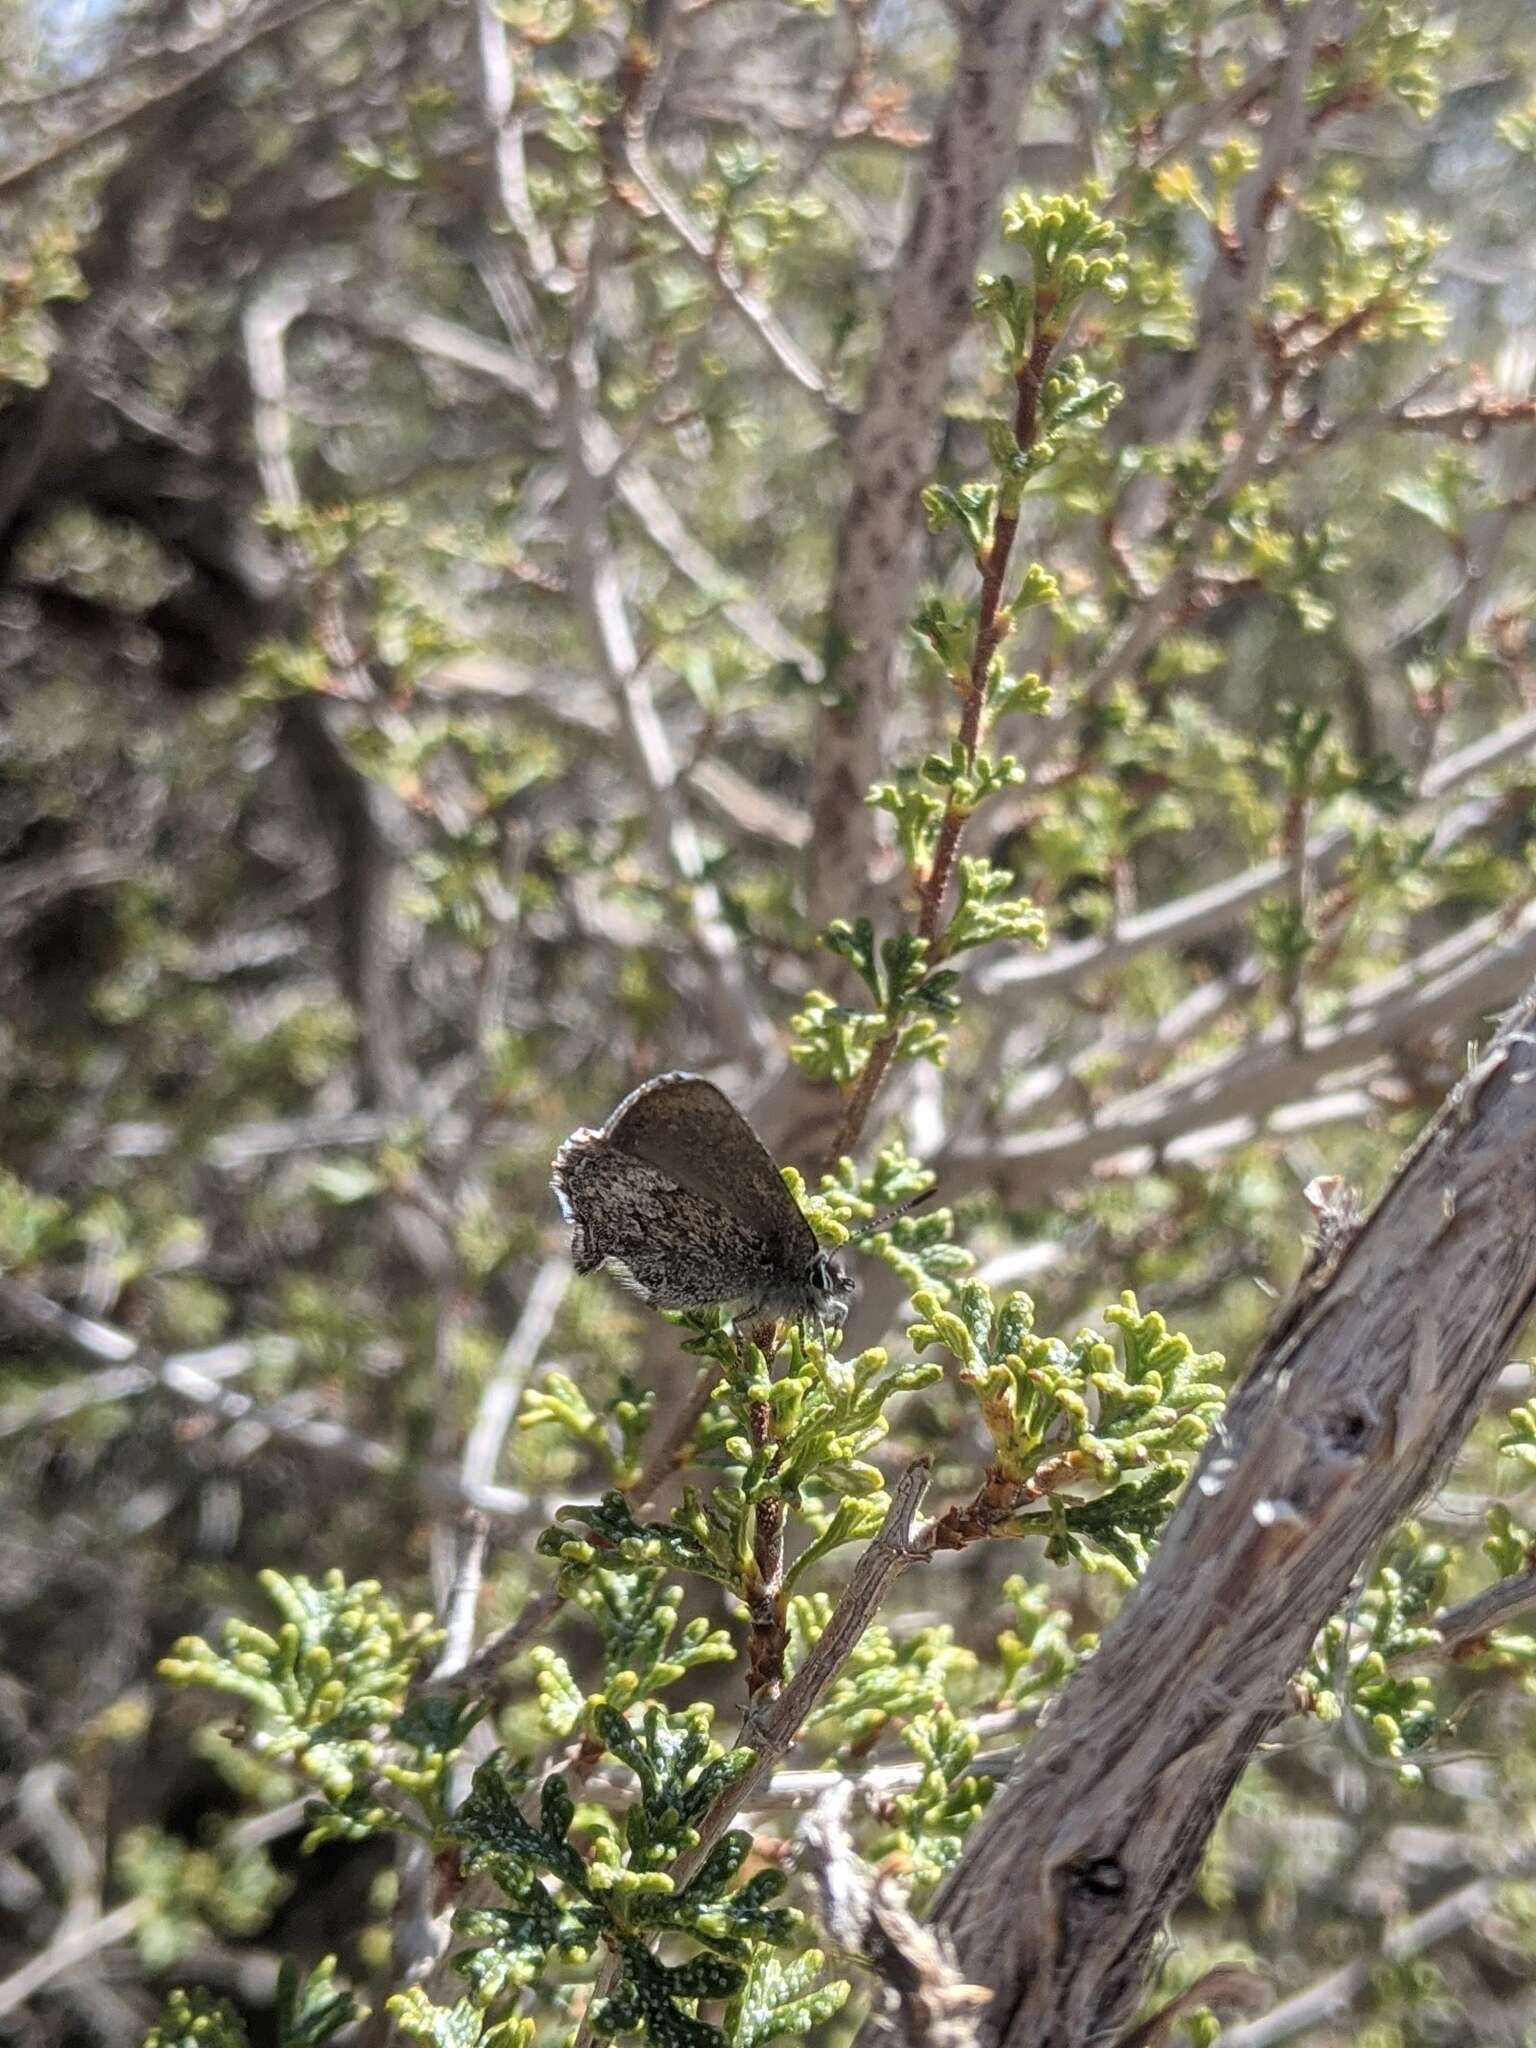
(0, 221), (86, 390)
(876, 1703), (995, 1889)
(532, 1568), (735, 1736)
(159, 1572), (444, 1841)
(388, 1989), (534, 2048)
(996, 1578), (1088, 1708)
(520, 1373), (657, 1490)
(795, 1150), (972, 1298)
(273, 1957), (367, 2047)
(533, 1211), (952, 1622)
(12, 10), (1521, 2046)
(115, 1826), (285, 1970)
(142, 1962), (363, 2048)
(789, 1610), (976, 1745)
(912, 1285), (1224, 1578)
(141, 1990), (250, 2048)
(1301, 1527), (1450, 1781)
(723, 1947), (850, 2048)
(441, 1707), (797, 2048)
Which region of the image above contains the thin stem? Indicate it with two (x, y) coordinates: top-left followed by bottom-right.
(824, 1033), (901, 1169)
(824, 322), (1058, 1172)
(668, 1458), (931, 1888)
(920, 324), (1056, 947)
(1279, 780), (1311, 1049)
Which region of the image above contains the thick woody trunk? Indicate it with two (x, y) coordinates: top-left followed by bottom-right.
(907, 980), (1536, 2048)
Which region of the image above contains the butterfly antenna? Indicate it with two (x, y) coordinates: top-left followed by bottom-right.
(844, 1184), (939, 1246)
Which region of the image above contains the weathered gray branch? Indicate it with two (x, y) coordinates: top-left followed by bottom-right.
(1137, 0), (1335, 444)
(623, 120), (836, 411)
(799, 1780), (992, 2048)
(982, 705), (1536, 998)
(0, 0), (343, 201)
(354, 304), (818, 673)
(952, 895), (1536, 1204)
(1421, 1566), (1536, 1660)
(459, 1258), (570, 1496)
(911, 978), (1536, 2047)
(557, 259), (773, 1072)
(0, 1798), (307, 2021)
(1220, 1835), (1536, 2048)
(0, 1278), (561, 1524)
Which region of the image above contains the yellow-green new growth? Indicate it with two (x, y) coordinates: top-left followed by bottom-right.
(158, 1570), (441, 1810)
(912, 1285), (1224, 1579)
(388, 1988), (534, 2048)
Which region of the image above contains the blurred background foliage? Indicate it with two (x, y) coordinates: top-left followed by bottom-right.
(5, 0), (1536, 2044)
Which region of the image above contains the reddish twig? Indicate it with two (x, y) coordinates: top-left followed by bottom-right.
(824, 322), (1059, 1173)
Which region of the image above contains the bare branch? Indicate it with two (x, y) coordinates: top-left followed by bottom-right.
(471, 0), (564, 287)
(0, 1899), (146, 2021)
(0, 849), (141, 928)
(622, 120), (837, 412)
(1220, 1838), (1536, 2048)
(460, 1258), (570, 1496)
(359, 303), (818, 671)
(557, 253), (774, 1071)
(1117, 1968), (1270, 2048)
(954, 897), (1536, 1205)
(0, 0), (345, 202)
(1415, 1568), (1536, 1664)
(246, 280), (413, 1109)
(798, 1781), (993, 2048)
(0, 1279), (570, 1523)
(1140, 0), (1336, 444)
(0, 1799), (308, 2021)
(984, 706), (1536, 998)
(430, 1513), (492, 1683)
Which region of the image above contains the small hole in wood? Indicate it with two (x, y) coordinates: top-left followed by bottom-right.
(1072, 1855), (1126, 1900)
(1319, 1400), (1374, 1459)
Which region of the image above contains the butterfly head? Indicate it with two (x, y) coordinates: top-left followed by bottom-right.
(790, 1189), (938, 1333)
(806, 1247), (857, 1329)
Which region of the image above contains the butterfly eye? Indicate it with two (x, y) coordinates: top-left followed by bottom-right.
(810, 1251), (852, 1297)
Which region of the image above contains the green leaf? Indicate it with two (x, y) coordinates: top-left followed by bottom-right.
(447, 1751), (588, 1892)
(725, 1947), (850, 2048)
(388, 1989), (534, 2048)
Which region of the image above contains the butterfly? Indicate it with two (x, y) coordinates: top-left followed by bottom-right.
(551, 1072), (926, 1330)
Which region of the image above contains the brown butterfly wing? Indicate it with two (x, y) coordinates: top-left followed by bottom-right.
(550, 1136), (779, 1309)
(602, 1072), (816, 1270)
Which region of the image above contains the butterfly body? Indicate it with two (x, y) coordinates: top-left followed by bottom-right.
(551, 1072), (856, 1328)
